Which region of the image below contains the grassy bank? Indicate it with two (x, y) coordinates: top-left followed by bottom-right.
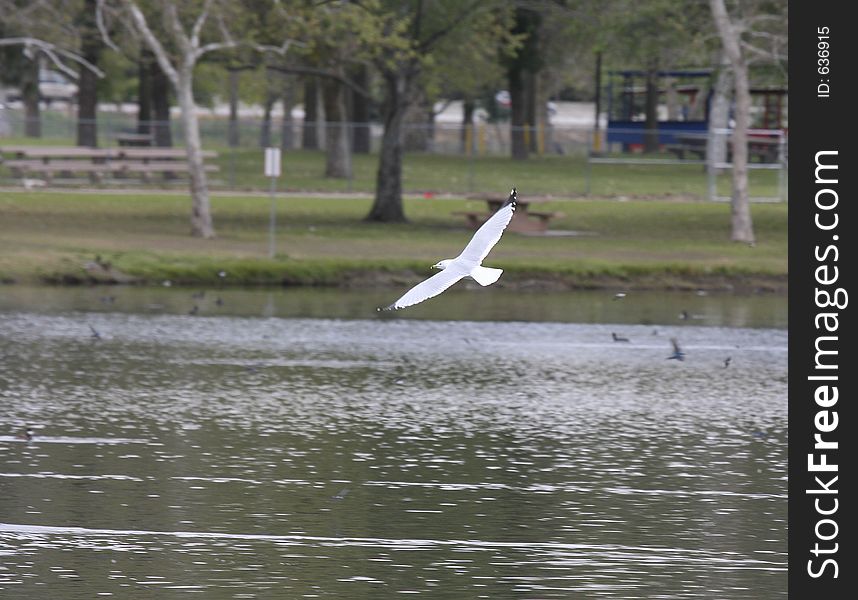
(0, 190), (787, 292)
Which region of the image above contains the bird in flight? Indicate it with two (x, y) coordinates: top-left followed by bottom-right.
(379, 188), (517, 311)
(667, 338), (685, 361)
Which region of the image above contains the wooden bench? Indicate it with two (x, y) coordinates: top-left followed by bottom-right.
(115, 132), (154, 147)
(4, 159), (126, 183)
(0, 146), (219, 184)
(665, 134), (783, 163)
(665, 143), (706, 160)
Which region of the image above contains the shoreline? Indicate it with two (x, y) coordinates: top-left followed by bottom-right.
(2, 267), (788, 295)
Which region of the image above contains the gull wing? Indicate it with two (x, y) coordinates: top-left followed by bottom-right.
(457, 189), (517, 267)
(380, 268), (468, 311)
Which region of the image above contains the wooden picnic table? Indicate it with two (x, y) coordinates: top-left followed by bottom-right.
(0, 145), (219, 184)
(115, 132), (154, 147)
(454, 195), (563, 234)
(664, 133), (783, 163)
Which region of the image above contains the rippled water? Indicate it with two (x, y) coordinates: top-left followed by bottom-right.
(0, 288), (787, 598)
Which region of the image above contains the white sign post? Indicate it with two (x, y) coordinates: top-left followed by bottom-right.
(264, 147), (282, 259)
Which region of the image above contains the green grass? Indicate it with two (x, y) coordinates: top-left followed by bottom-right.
(0, 190), (787, 291)
(2, 137), (783, 200)
(208, 148), (783, 199)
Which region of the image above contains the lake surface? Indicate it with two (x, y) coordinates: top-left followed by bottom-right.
(1, 286), (787, 598)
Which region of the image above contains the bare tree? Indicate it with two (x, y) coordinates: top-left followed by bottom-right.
(708, 0), (786, 243)
(709, 0), (754, 243)
(104, 0), (296, 236)
(96, 0), (252, 238)
(706, 51), (732, 170)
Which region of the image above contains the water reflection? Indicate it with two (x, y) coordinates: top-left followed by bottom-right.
(0, 283), (787, 328)
(0, 296), (786, 598)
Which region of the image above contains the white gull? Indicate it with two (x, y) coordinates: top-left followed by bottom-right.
(379, 188), (518, 311)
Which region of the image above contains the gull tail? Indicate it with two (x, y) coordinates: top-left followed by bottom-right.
(469, 266), (503, 287)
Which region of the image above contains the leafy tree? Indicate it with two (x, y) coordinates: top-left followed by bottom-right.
(360, 0), (512, 223)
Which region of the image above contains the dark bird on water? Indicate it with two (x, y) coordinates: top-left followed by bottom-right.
(16, 426), (34, 441)
(612, 332), (630, 342)
(679, 310), (689, 320)
(189, 305), (199, 315)
(724, 356), (732, 368)
(667, 338), (685, 361)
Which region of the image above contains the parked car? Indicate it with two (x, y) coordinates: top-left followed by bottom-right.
(3, 69), (78, 104)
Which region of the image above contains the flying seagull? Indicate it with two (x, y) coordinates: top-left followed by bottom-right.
(379, 188), (518, 311)
(667, 337), (685, 361)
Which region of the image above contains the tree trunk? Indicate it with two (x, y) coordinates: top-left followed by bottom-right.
(710, 0), (755, 243)
(151, 60), (172, 147)
(137, 48), (153, 135)
(227, 69), (239, 147)
(508, 64), (528, 160)
(280, 76), (295, 151)
(643, 65), (659, 153)
(76, 0), (101, 148)
(665, 77), (679, 120)
(0, 89), (10, 136)
(177, 69), (214, 238)
(525, 70), (538, 152)
(21, 59), (41, 138)
(706, 57), (732, 170)
(366, 73), (409, 223)
(404, 93), (431, 152)
(460, 98), (475, 154)
(351, 65), (371, 154)
(302, 77), (319, 150)
(259, 93), (275, 148)
(322, 77), (351, 178)
(729, 66), (754, 243)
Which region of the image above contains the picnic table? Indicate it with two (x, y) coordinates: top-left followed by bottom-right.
(115, 132), (154, 147)
(664, 133), (783, 163)
(0, 146), (219, 184)
(453, 195), (563, 234)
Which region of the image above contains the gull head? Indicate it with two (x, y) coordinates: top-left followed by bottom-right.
(432, 259), (454, 270)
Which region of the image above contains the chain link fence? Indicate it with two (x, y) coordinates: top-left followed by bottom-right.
(0, 107), (787, 201)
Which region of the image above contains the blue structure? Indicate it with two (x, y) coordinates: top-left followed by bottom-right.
(605, 69), (713, 150)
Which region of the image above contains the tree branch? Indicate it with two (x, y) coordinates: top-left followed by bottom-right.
(0, 38), (104, 78)
(119, 0), (180, 86)
(266, 64), (372, 99)
(190, 0), (214, 48)
(417, 0), (485, 53)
